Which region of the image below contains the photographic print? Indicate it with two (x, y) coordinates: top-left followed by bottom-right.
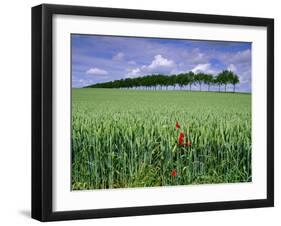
(32, 4), (273, 221)
(71, 34), (252, 190)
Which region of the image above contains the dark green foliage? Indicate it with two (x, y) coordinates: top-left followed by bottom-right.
(86, 70), (240, 92)
(217, 70), (239, 92)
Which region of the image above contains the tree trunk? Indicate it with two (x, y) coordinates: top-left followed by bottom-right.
(225, 84), (226, 92)
(233, 84), (236, 93)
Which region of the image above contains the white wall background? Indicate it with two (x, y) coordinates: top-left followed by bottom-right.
(0, 0), (279, 225)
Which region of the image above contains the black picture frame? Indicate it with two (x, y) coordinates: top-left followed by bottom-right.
(32, 3), (274, 222)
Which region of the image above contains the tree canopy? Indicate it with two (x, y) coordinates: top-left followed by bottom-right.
(86, 70), (240, 92)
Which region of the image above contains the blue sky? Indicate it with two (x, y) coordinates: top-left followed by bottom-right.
(72, 34), (251, 92)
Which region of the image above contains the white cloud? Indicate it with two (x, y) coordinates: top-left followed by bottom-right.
(125, 68), (141, 78)
(125, 54), (176, 78)
(112, 52), (125, 61)
(147, 54), (174, 69)
(227, 64), (237, 72)
(191, 63), (211, 73)
(191, 63), (223, 75)
(86, 67), (108, 75)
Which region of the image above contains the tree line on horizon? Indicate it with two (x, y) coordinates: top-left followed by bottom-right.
(86, 70), (240, 92)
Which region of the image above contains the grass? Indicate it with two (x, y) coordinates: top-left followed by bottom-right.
(71, 88), (251, 190)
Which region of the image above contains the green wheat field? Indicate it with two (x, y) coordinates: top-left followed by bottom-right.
(71, 88), (251, 190)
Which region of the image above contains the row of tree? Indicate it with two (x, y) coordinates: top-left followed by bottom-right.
(86, 70), (240, 92)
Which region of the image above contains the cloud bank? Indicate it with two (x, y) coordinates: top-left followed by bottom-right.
(72, 35), (251, 92)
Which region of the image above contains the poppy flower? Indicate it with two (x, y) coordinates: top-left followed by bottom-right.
(176, 121), (181, 129)
(171, 169), (177, 177)
(178, 132), (185, 146)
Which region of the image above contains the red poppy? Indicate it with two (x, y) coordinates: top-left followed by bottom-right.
(176, 121), (181, 129)
(171, 169), (177, 177)
(178, 132), (184, 146)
